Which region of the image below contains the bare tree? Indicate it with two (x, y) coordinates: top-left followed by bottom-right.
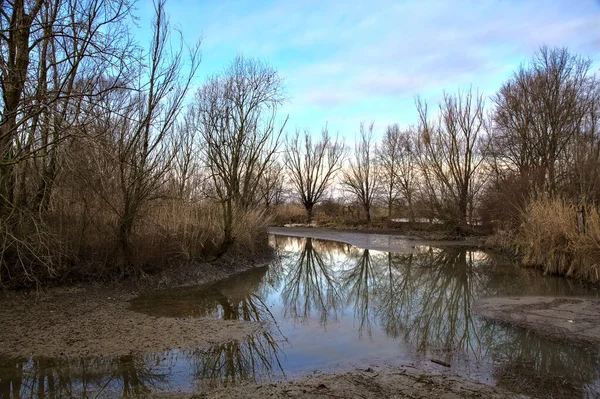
(81, 0), (201, 269)
(0, 0), (135, 284)
(195, 56), (287, 251)
(258, 161), (285, 208)
(378, 124), (418, 221)
(0, 0), (133, 212)
(342, 122), (380, 224)
(569, 83), (600, 202)
(173, 110), (201, 199)
(492, 46), (594, 199)
(378, 124), (401, 220)
(285, 126), (344, 223)
(395, 128), (419, 222)
(416, 88), (487, 228)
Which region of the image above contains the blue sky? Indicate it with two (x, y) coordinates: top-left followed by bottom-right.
(134, 0), (600, 141)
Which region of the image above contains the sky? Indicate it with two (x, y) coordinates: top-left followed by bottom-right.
(134, 0), (600, 141)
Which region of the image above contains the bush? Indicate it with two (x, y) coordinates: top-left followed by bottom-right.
(509, 199), (600, 283)
(272, 203), (306, 225)
(0, 199), (273, 288)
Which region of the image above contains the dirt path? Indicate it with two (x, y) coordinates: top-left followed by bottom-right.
(268, 226), (484, 253)
(474, 296), (600, 348)
(149, 366), (527, 399)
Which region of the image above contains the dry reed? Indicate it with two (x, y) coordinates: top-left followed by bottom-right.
(512, 199), (600, 283)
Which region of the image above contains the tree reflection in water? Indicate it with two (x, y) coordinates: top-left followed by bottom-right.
(281, 238), (343, 327)
(375, 252), (415, 339)
(4, 236), (599, 397)
(274, 236), (600, 396)
(190, 328), (283, 389)
(342, 249), (377, 338)
(0, 354), (171, 398)
(487, 324), (600, 398)
(186, 270), (286, 388)
(395, 248), (496, 359)
(278, 239), (494, 355)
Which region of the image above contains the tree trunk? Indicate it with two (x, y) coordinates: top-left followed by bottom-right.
(218, 198), (235, 256)
(118, 213), (134, 273)
(407, 194), (415, 223)
(0, 1), (36, 212)
(305, 203), (314, 224)
(364, 204), (371, 225)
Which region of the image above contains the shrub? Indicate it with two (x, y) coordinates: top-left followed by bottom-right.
(0, 198), (273, 288)
(513, 199), (600, 283)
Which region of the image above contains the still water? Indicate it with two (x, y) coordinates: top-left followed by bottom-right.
(2, 234), (600, 398)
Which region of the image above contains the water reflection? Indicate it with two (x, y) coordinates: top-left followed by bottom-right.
(399, 249), (490, 358)
(186, 276), (285, 388)
(281, 238), (343, 327)
(130, 266), (270, 320)
(271, 236), (600, 397)
(342, 249), (377, 338)
(190, 329), (283, 389)
(0, 354), (170, 398)
(490, 328), (600, 398)
(3, 235), (600, 398)
(132, 267), (286, 389)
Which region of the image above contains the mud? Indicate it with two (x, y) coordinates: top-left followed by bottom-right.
(161, 365), (526, 398)
(474, 296), (600, 349)
(0, 257), (271, 358)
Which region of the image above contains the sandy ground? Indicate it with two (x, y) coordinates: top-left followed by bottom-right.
(0, 286), (265, 358)
(268, 226), (484, 253)
(149, 365), (526, 399)
(474, 296), (600, 349)
(0, 256), (270, 358)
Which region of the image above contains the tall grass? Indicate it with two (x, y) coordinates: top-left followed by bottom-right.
(511, 199), (600, 283)
(0, 199), (273, 288)
(272, 203), (307, 225)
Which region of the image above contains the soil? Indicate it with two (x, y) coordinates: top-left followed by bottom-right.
(474, 296), (600, 349)
(0, 254), (271, 358)
(268, 226), (485, 252)
(149, 365), (526, 398)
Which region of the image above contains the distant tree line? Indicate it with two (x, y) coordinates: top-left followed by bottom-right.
(282, 47), (600, 235)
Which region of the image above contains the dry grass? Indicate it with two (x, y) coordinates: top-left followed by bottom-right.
(0, 198), (273, 288)
(272, 203), (306, 225)
(511, 199), (600, 283)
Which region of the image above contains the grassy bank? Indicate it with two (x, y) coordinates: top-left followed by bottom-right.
(491, 199), (600, 284)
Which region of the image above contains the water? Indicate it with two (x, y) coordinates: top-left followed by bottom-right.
(2, 234), (600, 398)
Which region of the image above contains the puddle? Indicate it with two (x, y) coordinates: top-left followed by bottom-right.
(2, 234), (600, 398)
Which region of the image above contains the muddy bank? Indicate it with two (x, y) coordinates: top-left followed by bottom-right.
(174, 365), (525, 399)
(268, 226), (484, 253)
(474, 296), (600, 348)
(0, 255), (271, 359)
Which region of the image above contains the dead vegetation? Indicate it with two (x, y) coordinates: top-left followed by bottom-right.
(500, 200), (600, 283)
(0, 2), (284, 288)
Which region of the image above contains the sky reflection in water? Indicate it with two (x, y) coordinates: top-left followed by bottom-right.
(2, 234), (600, 398)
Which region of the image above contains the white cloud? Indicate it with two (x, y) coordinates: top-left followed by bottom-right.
(160, 0), (600, 134)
